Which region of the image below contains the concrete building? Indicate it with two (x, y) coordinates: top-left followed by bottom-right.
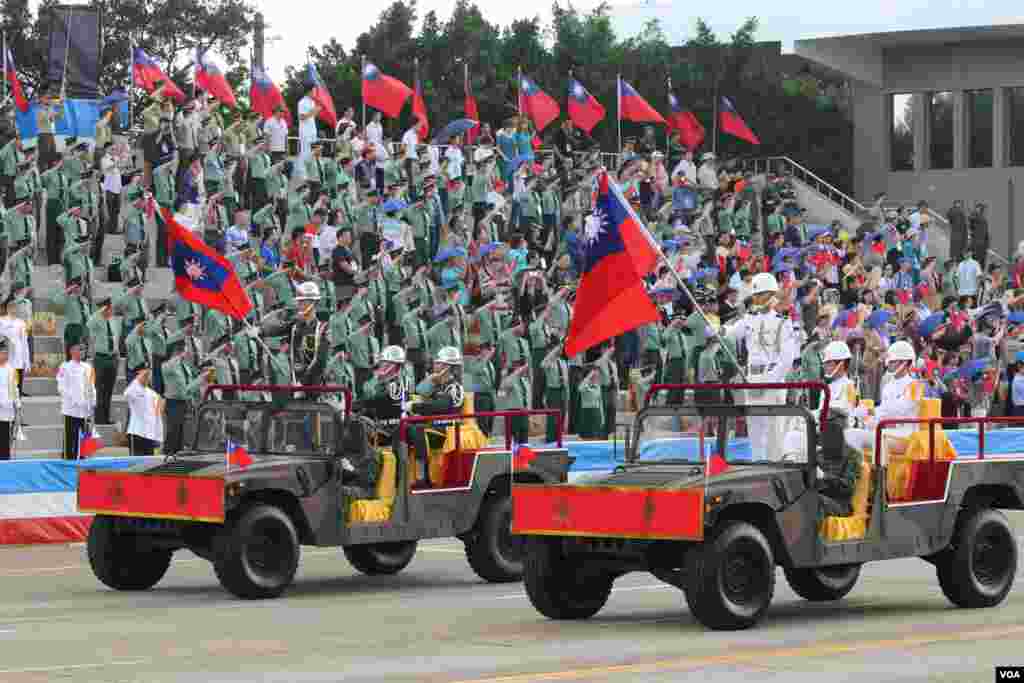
(795, 25), (1024, 257)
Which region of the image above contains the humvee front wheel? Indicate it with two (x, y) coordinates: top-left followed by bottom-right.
(937, 508), (1017, 608)
(684, 522), (775, 630)
(87, 516), (172, 591)
(213, 504), (300, 599)
(344, 541), (418, 575)
(784, 564), (861, 601)
(465, 494), (523, 583)
(523, 536), (612, 619)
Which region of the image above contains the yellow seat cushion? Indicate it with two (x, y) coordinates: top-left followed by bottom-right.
(427, 393), (489, 484)
(886, 398), (956, 501)
(348, 448), (398, 524)
(821, 455), (873, 541)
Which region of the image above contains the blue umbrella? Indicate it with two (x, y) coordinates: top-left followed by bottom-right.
(434, 247), (460, 263)
(806, 225), (830, 241)
(865, 309), (893, 329)
(381, 198), (407, 213)
(1009, 312), (1024, 325)
(962, 359), (991, 381)
(674, 186), (698, 211)
(432, 119), (478, 144)
(478, 242), (504, 257)
(661, 239), (679, 252)
(773, 247), (800, 265)
(918, 312), (946, 338)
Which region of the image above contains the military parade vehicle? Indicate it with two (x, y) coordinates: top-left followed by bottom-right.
(512, 381), (1022, 630)
(78, 385), (570, 599)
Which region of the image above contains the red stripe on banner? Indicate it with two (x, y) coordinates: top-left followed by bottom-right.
(512, 485), (704, 540)
(78, 471), (225, 522)
(0, 516), (92, 545)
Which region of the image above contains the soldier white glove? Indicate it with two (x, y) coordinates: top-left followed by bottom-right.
(245, 326), (260, 338)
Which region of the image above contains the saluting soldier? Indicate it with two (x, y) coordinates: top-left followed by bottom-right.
(231, 321), (265, 386)
(122, 183), (151, 280)
(61, 233), (92, 288)
(144, 303), (173, 395)
(115, 278), (148, 350)
(53, 277), (91, 350)
(260, 281), (331, 386)
(528, 303), (551, 408)
(540, 340), (569, 443)
(162, 338), (214, 455)
(464, 340), (498, 434)
(124, 320), (153, 385)
(247, 135), (272, 211)
(40, 156), (67, 264)
(497, 356), (531, 444)
(576, 365), (604, 439)
(497, 317), (529, 386)
(328, 297), (355, 355)
(152, 158), (177, 267)
(203, 305), (230, 351)
(401, 300), (430, 383)
(347, 310), (378, 396)
(314, 262), (337, 322)
(86, 296), (120, 425)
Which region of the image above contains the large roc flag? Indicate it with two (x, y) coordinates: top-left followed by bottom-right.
(565, 171), (661, 357)
(161, 208), (252, 320)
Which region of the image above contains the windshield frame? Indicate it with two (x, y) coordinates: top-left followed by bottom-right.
(628, 404), (818, 467)
(189, 400), (345, 458)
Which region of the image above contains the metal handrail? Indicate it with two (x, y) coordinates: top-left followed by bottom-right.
(645, 381), (831, 421)
(740, 155), (867, 218)
(398, 409), (564, 450)
(201, 384), (352, 419)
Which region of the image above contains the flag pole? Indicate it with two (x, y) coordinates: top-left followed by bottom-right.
(128, 38), (134, 128)
(360, 54), (366, 132)
(712, 88), (719, 158)
(2, 32), (7, 105)
(616, 74), (622, 165)
(665, 75), (671, 160)
(517, 66), (522, 118)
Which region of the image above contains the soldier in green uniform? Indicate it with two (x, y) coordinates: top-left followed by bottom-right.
(144, 303), (174, 395)
(114, 278), (148, 350)
(356, 189), (381, 268)
(464, 340), (497, 434)
(348, 311), (379, 396)
(323, 347), (356, 410)
(329, 297), (356, 355)
(595, 342), (619, 438)
(401, 300), (431, 383)
(125, 320), (153, 384)
(497, 318), (529, 388)
(152, 158), (177, 267)
(265, 337), (293, 405)
(404, 192), (432, 269)
(204, 137), (226, 197)
(540, 340), (569, 442)
(247, 136), (271, 211)
(497, 357), (530, 444)
(61, 232), (92, 288)
(162, 338), (214, 454)
(175, 296), (202, 330)
(801, 333), (825, 408)
(53, 277), (91, 350)
(86, 296), (120, 425)
(40, 156), (67, 264)
(314, 262), (336, 322)
(528, 303), (551, 408)
(427, 306), (461, 355)
(576, 365), (604, 439)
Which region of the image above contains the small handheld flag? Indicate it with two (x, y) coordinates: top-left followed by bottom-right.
(226, 440), (253, 468)
(79, 429), (102, 458)
(512, 443), (538, 470)
(706, 453), (730, 477)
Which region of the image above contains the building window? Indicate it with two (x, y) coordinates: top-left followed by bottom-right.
(968, 90), (993, 168)
(891, 93), (914, 171)
(929, 91), (954, 170)
(1010, 88), (1024, 167)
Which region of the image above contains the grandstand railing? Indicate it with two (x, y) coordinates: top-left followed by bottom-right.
(739, 156), (866, 218)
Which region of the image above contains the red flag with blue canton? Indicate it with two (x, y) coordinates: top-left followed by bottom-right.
(667, 91), (705, 149)
(250, 65), (290, 123)
(567, 78), (605, 134)
(4, 49), (29, 113)
(362, 62), (412, 119)
(132, 48), (185, 103)
(306, 64), (338, 129)
(565, 171), (662, 357)
(707, 453), (730, 476)
(161, 208), (253, 320)
(226, 440), (253, 468)
(619, 79), (665, 124)
(518, 74), (560, 132)
(195, 49), (237, 108)
(412, 77), (429, 141)
(512, 443), (538, 470)
(719, 96), (760, 144)
(78, 429), (101, 458)
(464, 71), (480, 144)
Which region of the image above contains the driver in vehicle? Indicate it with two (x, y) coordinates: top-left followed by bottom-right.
(408, 346), (465, 488)
(813, 341), (863, 516)
(845, 340), (922, 453)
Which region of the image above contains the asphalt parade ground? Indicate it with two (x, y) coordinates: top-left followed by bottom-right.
(1, 516), (1024, 682)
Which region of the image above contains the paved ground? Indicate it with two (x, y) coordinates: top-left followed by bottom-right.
(1, 516), (1024, 682)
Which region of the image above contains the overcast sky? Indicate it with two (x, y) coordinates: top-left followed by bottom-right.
(254, 0), (1023, 80)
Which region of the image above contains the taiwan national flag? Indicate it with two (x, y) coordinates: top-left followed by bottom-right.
(719, 96), (760, 145)
(78, 429), (102, 458)
(362, 62), (412, 119)
(565, 172), (662, 357)
(132, 48), (185, 103)
(619, 79), (665, 125)
(567, 78), (605, 134)
(161, 208), (253, 320)
(195, 50), (237, 108)
(512, 443), (539, 470)
(706, 453), (730, 476)
(518, 74), (560, 132)
(226, 440), (253, 468)
(250, 66), (289, 123)
(412, 77), (429, 141)
(464, 71), (480, 144)
(306, 64), (338, 129)
(667, 92), (705, 150)
(4, 50), (29, 113)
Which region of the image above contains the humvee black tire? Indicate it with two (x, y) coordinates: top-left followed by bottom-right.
(684, 521), (775, 630)
(344, 541), (418, 575)
(784, 564), (861, 601)
(465, 495), (523, 583)
(523, 536), (612, 619)
(936, 507), (1017, 609)
(87, 516), (172, 591)
(213, 504), (300, 599)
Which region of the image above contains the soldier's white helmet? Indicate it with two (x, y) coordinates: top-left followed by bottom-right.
(294, 281), (321, 301)
(822, 341), (852, 363)
(436, 346), (462, 366)
(886, 340), (916, 365)
(379, 345), (405, 364)
(751, 272), (779, 296)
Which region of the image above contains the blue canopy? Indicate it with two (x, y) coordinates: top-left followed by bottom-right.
(432, 118), (478, 144)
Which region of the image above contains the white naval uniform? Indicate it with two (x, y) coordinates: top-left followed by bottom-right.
(0, 365), (19, 421)
(0, 316), (30, 372)
(124, 378), (164, 445)
(57, 360), (97, 419)
(845, 374), (923, 453)
(728, 309), (798, 461)
(783, 374), (858, 462)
